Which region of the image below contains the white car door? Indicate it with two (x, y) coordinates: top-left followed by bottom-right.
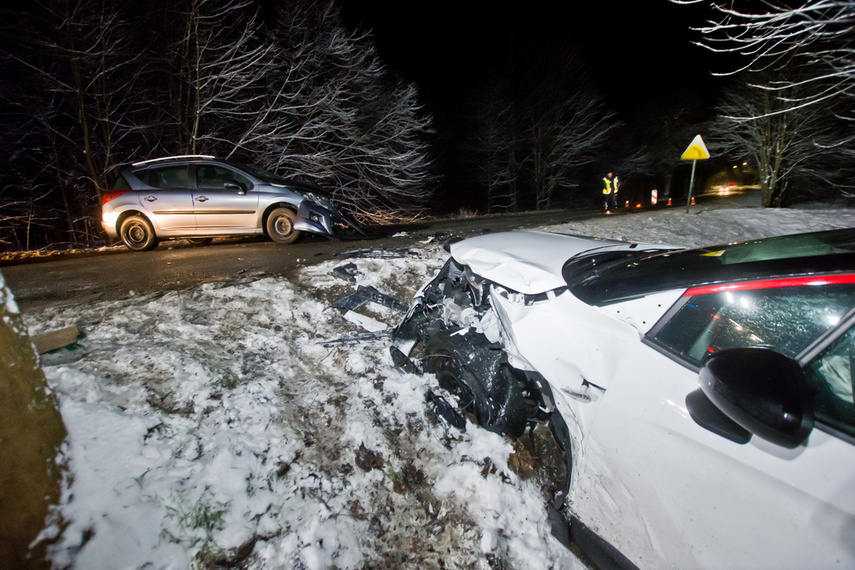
(570, 281), (855, 569)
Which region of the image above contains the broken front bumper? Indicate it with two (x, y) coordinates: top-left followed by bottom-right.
(294, 200), (368, 241)
(390, 256), (575, 516)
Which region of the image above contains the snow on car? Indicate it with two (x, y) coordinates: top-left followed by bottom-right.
(391, 228), (855, 569)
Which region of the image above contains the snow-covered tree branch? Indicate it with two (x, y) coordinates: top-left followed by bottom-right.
(711, 74), (854, 206)
(230, 2), (436, 215)
(675, 0), (855, 113)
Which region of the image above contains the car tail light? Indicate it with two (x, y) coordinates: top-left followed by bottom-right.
(102, 190), (128, 205)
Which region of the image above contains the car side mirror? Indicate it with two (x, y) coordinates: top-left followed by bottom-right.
(687, 348), (814, 448)
(224, 181), (245, 195)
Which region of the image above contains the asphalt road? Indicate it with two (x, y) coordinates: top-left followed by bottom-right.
(2, 209), (600, 312)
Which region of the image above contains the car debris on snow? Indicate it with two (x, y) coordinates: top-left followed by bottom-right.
(332, 262), (360, 284)
(335, 247), (419, 260)
(331, 285), (409, 313)
(321, 330), (390, 347)
(342, 311), (386, 332)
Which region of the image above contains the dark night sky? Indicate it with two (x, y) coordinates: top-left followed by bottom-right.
(336, 1), (726, 209)
(338, 1), (721, 132)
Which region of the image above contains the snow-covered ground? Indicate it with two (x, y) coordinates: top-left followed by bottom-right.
(21, 199), (855, 569)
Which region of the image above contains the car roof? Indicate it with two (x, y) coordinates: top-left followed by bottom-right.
(566, 228), (855, 306)
(115, 157), (325, 193)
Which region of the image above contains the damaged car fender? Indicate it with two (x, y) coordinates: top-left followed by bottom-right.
(393, 229), (855, 568)
(392, 258), (552, 438)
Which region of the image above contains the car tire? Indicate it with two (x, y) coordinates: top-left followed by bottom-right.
(187, 238), (213, 246)
(120, 215), (158, 252)
(425, 344), (478, 428)
(424, 332), (529, 437)
(266, 207), (301, 245)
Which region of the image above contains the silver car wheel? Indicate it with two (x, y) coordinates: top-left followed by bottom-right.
(120, 215), (158, 251)
(266, 207), (301, 245)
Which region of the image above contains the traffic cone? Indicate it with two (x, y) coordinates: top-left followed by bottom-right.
(691, 197), (696, 205)
(667, 198), (672, 206)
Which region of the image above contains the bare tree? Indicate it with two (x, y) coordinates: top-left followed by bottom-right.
(466, 49), (617, 211)
(525, 68), (618, 210)
(467, 83), (522, 213)
(713, 75), (851, 206)
(0, 0), (150, 247)
(232, 2), (436, 216)
(673, 1), (855, 204)
(157, 0), (275, 155)
(675, 0), (855, 113)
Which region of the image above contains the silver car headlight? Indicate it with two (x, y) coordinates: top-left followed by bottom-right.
(305, 192), (335, 211)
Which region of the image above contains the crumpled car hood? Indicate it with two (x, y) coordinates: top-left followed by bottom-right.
(450, 230), (665, 295)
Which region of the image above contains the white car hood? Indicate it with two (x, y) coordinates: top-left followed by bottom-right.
(450, 231), (651, 295)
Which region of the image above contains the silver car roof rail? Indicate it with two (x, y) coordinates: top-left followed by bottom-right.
(132, 155), (215, 167)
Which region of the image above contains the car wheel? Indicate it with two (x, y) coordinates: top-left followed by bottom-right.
(120, 215), (158, 251)
(266, 207), (301, 245)
(425, 344), (479, 429)
(187, 237), (213, 246)
(424, 332), (529, 437)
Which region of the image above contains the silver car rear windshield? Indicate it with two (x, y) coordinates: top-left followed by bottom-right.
(565, 228), (855, 306)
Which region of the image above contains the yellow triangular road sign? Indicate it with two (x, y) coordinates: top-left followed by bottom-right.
(681, 134), (710, 160)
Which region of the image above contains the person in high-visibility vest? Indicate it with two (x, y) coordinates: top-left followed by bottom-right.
(603, 172), (619, 212)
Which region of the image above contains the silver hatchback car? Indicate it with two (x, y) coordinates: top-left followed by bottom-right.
(101, 155), (366, 251)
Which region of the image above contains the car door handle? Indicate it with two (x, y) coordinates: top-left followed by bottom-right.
(196, 196), (208, 202)
(144, 195), (157, 202)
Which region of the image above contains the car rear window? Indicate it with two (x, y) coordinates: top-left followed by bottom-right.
(113, 174), (131, 191)
(567, 229), (855, 306)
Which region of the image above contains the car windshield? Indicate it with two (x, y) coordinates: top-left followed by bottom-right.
(228, 163), (290, 185)
(566, 228), (855, 306)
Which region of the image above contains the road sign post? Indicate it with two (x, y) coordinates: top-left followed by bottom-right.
(686, 160), (697, 214)
(680, 134), (710, 213)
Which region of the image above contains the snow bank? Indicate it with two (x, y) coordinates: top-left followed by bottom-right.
(28, 248), (580, 569)
(25, 202), (854, 568)
(541, 201), (855, 248)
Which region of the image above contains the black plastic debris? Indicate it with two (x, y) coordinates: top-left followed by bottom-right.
(332, 285), (409, 313)
(322, 330), (390, 347)
(426, 390), (467, 431)
(331, 292), (368, 311)
(336, 247), (419, 260)
(333, 262), (359, 284)
(390, 346), (419, 374)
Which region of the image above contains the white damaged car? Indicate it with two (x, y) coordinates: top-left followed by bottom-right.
(391, 229), (855, 569)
